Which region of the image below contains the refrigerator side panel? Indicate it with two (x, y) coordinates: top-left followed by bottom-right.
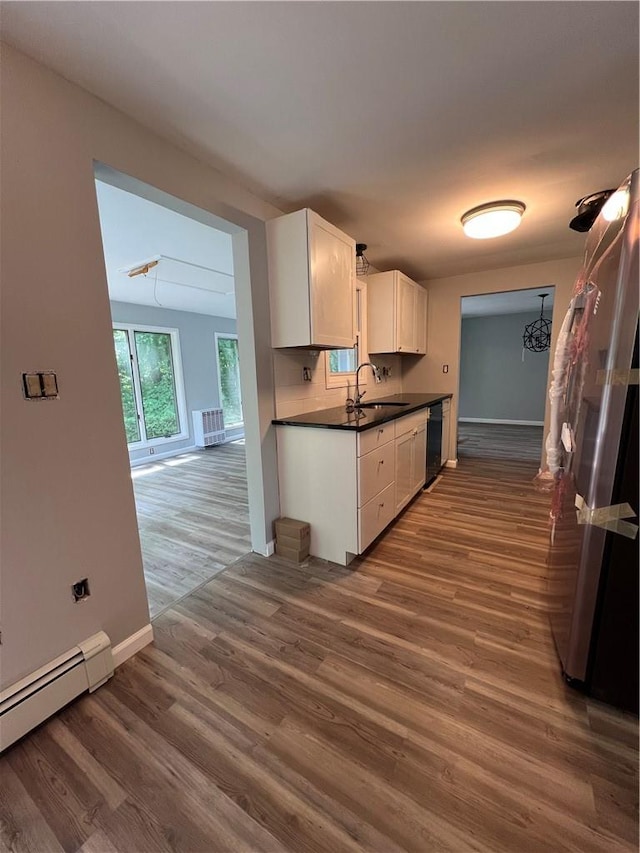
(566, 174), (639, 680)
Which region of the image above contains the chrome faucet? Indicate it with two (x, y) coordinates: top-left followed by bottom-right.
(346, 362), (381, 409)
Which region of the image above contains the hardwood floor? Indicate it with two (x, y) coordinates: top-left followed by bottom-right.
(458, 421), (544, 462)
(2, 455), (637, 852)
(132, 442), (251, 617)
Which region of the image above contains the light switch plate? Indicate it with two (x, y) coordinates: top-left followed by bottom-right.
(41, 372), (59, 397)
(23, 373), (43, 398)
(22, 371), (59, 400)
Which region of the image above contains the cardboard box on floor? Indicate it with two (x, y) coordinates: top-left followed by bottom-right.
(274, 517), (310, 563)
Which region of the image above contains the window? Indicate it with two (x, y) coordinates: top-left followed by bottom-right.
(112, 324), (187, 447)
(216, 334), (243, 428)
(325, 280), (367, 389)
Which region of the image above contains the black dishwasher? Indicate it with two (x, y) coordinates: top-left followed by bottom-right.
(425, 402), (443, 486)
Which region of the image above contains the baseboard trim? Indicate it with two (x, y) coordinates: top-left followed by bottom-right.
(254, 539), (275, 557)
(112, 625), (154, 668)
(459, 418), (544, 426)
(130, 445), (198, 467)
(444, 459), (458, 469)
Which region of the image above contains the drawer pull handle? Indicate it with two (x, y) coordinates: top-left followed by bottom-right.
(378, 428), (384, 435)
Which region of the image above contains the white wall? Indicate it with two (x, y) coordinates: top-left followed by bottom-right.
(402, 257), (581, 467)
(0, 44), (282, 689)
(459, 311), (553, 423)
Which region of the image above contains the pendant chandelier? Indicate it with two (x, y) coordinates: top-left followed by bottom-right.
(523, 293), (552, 353)
(355, 243), (370, 276)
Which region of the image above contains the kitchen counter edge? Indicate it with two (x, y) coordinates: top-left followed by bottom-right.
(271, 393), (452, 432)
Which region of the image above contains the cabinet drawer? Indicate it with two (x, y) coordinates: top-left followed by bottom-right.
(358, 441), (395, 507)
(394, 409), (428, 438)
(357, 423), (395, 456)
(358, 482), (396, 552)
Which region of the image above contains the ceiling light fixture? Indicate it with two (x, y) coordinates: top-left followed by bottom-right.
(461, 200), (526, 240)
(569, 189), (614, 232)
(522, 293), (552, 353)
(355, 243), (370, 276)
(601, 188), (630, 223)
(118, 254), (234, 295)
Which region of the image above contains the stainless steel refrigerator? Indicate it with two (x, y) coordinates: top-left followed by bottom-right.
(547, 170), (638, 713)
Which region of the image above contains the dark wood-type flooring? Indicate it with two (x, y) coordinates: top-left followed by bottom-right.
(2, 455), (637, 851)
(458, 421), (544, 463)
(132, 443), (251, 617)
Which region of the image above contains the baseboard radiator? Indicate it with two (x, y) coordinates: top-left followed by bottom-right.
(192, 408), (226, 447)
(0, 631), (113, 752)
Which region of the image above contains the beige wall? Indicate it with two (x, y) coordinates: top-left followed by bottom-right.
(273, 350), (402, 418)
(0, 44), (283, 689)
(403, 257), (582, 466)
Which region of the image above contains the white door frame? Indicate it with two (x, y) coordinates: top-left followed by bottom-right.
(96, 163), (279, 557)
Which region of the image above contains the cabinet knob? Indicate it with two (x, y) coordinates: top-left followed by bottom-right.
(379, 502), (385, 508)
(379, 459), (384, 465)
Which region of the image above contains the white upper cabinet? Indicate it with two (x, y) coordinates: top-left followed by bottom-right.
(367, 270), (428, 354)
(267, 208), (356, 349)
(415, 285), (428, 354)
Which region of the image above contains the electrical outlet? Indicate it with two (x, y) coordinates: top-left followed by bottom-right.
(302, 367), (312, 382)
(71, 578), (91, 603)
(149, 447), (155, 455)
(443, 364), (449, 374)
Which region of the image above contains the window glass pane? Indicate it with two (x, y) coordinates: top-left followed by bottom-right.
(113, 329), (141, 443)
(328, 344), (358, 374)
(134, 331), (180, 439)
(217, 337), (243, 427)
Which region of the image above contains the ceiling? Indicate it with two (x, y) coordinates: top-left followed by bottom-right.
(461, 287), (555, 318)
(2, 2), (638, 281)
(95, 181), (236, 317)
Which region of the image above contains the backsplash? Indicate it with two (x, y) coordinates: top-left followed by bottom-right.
(273, 349), (403, 418)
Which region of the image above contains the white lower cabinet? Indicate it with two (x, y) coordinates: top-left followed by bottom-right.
(276, 408), (430, 565)
(412, 421), (427, 493)
(358, 482), (396, 552)
(395, 412), (427, 512)
(358, 440), (395, 507)
(394, 430), (414, 512)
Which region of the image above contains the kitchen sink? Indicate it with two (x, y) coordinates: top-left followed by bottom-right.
(357, 401), (411, 409)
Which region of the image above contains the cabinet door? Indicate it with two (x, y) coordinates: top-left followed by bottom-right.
(412, 424), (427, 493)
(395, 276), (416, 352)
(309, 217), (355, 348)
(414, 287), (427, 354)
(395, 430), (414, 511)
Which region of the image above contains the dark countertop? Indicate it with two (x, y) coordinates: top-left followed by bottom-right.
(272, 393), (452, 432)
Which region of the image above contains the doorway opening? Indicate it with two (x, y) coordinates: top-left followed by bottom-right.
(457, 286), (555, 463)
(94, 174), (252, 618)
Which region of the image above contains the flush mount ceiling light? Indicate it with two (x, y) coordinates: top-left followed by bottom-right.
(461, 200), (526, 240)
(355, 243), (370, 276)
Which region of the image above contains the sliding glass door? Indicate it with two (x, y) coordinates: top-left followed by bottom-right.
(113, 325), (187, 447)
(215, 334), (243, 428)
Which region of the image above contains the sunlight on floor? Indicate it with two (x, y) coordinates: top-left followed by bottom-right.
(131, 464), (164, 479)
(131, 453), (200, 478)
(164, 454), (200, 466)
